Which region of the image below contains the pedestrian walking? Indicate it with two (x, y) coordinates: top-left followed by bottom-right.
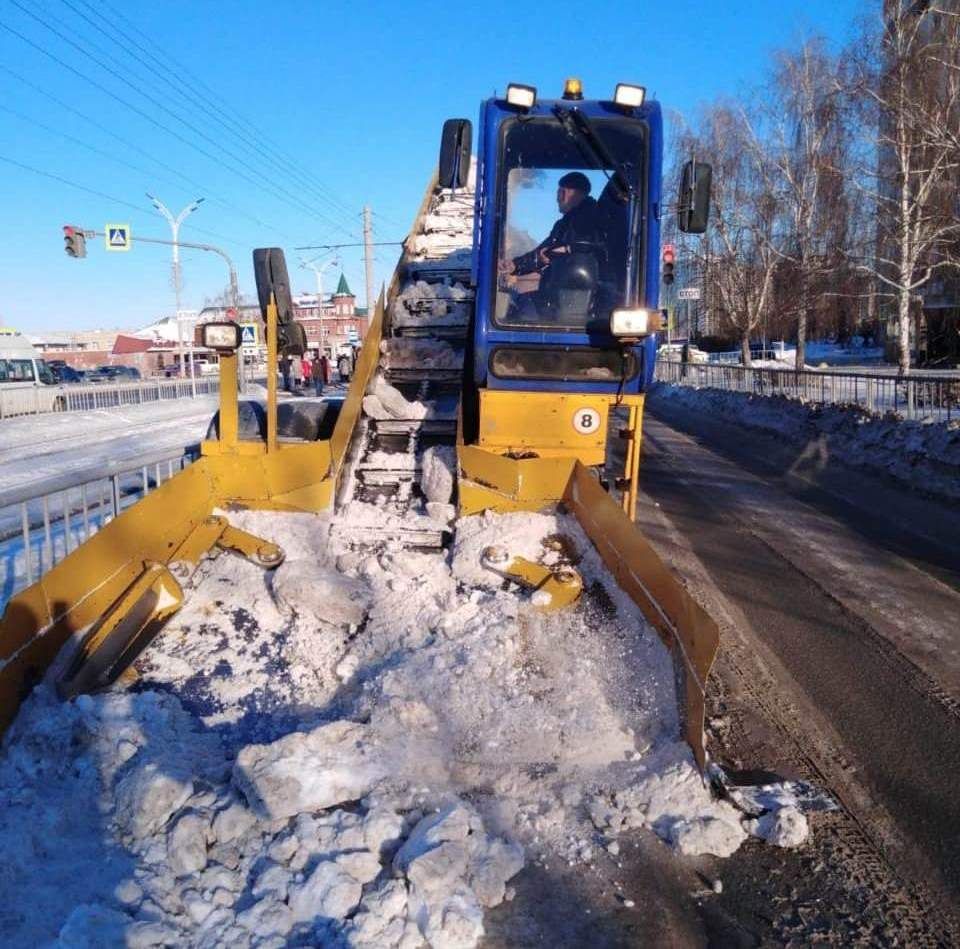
(311, 352), (325, 397)
(291, 354), (303, 391)
(301, 354), (312, 389)
(280, 354), (292, 392)
(320, 352), (331, 387)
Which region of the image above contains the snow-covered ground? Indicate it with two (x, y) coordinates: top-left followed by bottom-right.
(653, 384), (960, 504)
(0, 397), (218, 497)
(1, 505), (814, 948)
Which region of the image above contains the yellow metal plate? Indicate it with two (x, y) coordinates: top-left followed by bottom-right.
(478, 390), (642, 458)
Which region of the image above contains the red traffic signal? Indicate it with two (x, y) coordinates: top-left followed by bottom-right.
(662, 243), (675, 284)
(63, 225), (87, 259)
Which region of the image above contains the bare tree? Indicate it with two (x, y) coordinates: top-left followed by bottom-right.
(682, 106), (782, 364)
(847, 0), (960, 372)
(755, 38), (847, 370)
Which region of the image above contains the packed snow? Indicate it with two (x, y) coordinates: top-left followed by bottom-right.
(380, 339), (463, 372)
(1, 506), (813, 947)
(391, 281), (472, 330)
(653, 384), (960, 504)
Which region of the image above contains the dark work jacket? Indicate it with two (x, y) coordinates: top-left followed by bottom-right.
(513, 196), (603, 276)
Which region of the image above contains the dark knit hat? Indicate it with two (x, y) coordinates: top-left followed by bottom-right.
(558, 171), (591, 194)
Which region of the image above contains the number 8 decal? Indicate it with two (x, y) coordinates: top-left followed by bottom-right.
(572, 407), (601, 435)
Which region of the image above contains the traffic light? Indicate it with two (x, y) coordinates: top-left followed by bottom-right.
(662, 243), (675, 285)
(63, 225), (87, 258)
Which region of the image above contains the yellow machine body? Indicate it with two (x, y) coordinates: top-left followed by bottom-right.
(0, 177), (718, 769)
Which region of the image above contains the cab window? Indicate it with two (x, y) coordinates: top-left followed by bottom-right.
(36, 359), (56, 384)
(6, 359), (35, 382)
(495, 116), (646, 333)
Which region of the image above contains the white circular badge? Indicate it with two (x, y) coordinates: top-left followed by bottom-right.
(572, 407), (601, 435)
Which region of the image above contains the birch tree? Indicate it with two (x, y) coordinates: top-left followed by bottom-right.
(758, 39), (847, 369)
(848, 0), (960, 372)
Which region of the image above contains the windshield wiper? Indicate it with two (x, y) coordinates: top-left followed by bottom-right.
(552, 105), (635, 201)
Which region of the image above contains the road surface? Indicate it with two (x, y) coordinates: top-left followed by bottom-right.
(624, 388), (960, 943)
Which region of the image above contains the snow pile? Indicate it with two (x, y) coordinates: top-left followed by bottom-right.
(380, 338), (463, 371)
(363, 374), (429, 421)
(420, 214), (473, 237)
(1, 508), (814, 945)
(652, 384), (960, 503)
(420, 446), (455, 504)
(410, 182), (474, 261)
(272, 559), (372, 627)
(136, 510), (348, 731)
(451, 511), (568, 589)
(235, 721), (385, 818)
(391, 280), (472, 328)
(588, 745), (747, 857)
(411, 196), (474, 259)
(2, 685), (521, 947)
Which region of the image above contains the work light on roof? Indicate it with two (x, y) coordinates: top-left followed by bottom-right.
(506, 83), (537, 109)
(614, 83), (646, 108)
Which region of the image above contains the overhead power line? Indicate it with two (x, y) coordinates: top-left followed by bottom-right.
(94, 0), (360, 222)
(1, 6), (360, 239)
(0, 152), (246, 248)
(0, 64), (293, 240)
(60, 0), (361, 229)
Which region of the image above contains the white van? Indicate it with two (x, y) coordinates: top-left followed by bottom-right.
(0, 328), (65, 416)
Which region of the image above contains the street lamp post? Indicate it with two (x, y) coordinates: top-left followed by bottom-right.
(300, 255), (340, 354)
(147, 194), (204, 386)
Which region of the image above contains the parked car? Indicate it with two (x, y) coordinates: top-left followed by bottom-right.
(0, 329), (66, 413)
(49, 363), (87, 384)
(658, 342), (708, 364)
(87, 365), (141, 383)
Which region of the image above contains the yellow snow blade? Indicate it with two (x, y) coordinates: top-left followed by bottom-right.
(56, 562), (184, 699)
(0, 291), (386, 736)
(564, 463), (719, 771)
(458, 435), (720, 770)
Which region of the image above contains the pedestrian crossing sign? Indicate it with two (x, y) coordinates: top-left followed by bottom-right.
(239, 323), (258, 347)
(104, 223), (131, 252)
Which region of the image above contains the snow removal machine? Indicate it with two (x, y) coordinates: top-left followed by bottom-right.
(0, 79), (719, 765)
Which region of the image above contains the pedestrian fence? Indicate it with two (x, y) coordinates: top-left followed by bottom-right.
(0, 377), (220, 419)
(655, 360), (960, 424)
(0, 445), (199, 612)
(705, 349), (783, 364)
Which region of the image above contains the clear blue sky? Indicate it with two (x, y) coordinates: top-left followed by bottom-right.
(0, 0), (868, 333)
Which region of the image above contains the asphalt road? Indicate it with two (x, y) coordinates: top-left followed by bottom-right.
(633, 390), (960, 937)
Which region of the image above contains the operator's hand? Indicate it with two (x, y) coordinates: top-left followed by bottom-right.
(499, 257), (516, 276)
(542, 244), (569, 262)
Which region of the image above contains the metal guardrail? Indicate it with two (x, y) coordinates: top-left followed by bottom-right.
(704, 349), (784, 364)
(0, 444), (199, 611)
(655, 360), (960, 423)
(0, 377), (220, 419)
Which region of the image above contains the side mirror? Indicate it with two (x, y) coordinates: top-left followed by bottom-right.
(252, 248), (307, 356)
(678, 160), (712, 234)
(438, 118), (472, 189)
(253, 248), (294, 324)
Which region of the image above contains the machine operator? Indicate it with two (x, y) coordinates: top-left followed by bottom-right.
(501, 171), (602, 281)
